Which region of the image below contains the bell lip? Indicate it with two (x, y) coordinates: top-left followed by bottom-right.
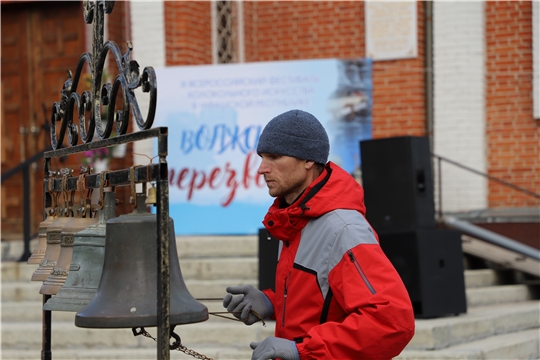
(74, 311), (209, 329)
(43, 284), (100, 312)
(43, 299), (89, 312)
(107, 211), (156, 222)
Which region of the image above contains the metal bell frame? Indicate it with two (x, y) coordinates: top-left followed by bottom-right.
(41, 1), (175, 359)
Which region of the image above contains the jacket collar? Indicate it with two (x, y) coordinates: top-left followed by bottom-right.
(263, 161), (366, 242)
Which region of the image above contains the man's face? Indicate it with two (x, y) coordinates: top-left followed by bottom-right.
(257, 153), (313, 204)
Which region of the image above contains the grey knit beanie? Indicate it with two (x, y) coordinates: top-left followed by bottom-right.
(257, 110), (329, 164)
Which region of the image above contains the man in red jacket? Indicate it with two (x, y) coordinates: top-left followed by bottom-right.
(223, 109), (415, 360)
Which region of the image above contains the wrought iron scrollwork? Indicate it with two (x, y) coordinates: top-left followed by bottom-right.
(50, 0), (157, 150)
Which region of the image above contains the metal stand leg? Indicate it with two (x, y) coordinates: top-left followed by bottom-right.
(42, 295), (52, 360)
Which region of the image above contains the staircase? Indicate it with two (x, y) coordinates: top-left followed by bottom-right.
(2, 235), (539, 360)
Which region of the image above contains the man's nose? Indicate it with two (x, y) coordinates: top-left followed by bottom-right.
(257, 159), (268, 174)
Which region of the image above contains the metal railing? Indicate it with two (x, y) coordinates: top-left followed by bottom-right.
(1, 149), (51, 262)
(432, 153), (540, 219)
(443, 215), (540, 261)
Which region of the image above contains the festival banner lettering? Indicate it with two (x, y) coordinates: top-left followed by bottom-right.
(154, 58), (372, 234)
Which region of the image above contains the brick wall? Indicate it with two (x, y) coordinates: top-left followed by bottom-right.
(371, 2), (426, 139)
(486, 1), (539, 207)
(243, 1), (364, 61)
(242, 1), (426, 139)
(164, 1), (212, 65)
(145, 1), (538, 211)
(158, 1), (428, 139)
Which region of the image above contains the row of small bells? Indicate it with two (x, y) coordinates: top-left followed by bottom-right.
(28, 179), (208, 330)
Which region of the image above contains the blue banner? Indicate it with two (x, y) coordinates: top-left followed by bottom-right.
(154, 58), (372, 234)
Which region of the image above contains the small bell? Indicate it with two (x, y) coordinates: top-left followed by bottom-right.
(145, 183), (156, 205)
(27, 208), (56, 265)
(44, 191), (116, 312)
(39, 209), (97, 295)
(32, 172), (74, 281)
(31, 213), (71, 281)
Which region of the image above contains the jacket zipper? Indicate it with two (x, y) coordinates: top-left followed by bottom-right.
(282, 272), (291, 327)
(347, 250), (376, 295)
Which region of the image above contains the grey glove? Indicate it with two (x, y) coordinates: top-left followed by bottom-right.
(223, 285), (274, 325)
(250, 336), (300, 360)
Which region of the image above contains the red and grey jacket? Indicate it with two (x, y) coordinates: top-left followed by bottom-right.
(261, 162), (415, 360)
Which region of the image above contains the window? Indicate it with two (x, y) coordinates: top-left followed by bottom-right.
(213, 1), (244, 64)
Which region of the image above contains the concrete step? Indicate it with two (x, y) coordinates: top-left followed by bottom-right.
(3, 237), (538, 360)
(0, 347), (254, 360)
(398, 327), (540, 359)
(406, 300), (540, 351)
(2, 301), (537, 353)
(463, 268), (500, 288)
(1, 235), (259, 263)
(3, 327), (539, 360)
(2, 256), (258, 283)
(466, 284), (537, 307)
(2, 300), (242, 323)
(1, 239), (39, 262)
(1, 278), (257, 303)
(176, 236), (257, 258)
(3, 278), (535, 311)
(1, 319), (276, 351)
(180, 257), (257, 281)
(1, 259), (504, 285)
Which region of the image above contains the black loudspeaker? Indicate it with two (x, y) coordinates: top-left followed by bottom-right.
(360, 136), (436, 232)
(379, 229), (467, 318)
(258, 228), (279, 291)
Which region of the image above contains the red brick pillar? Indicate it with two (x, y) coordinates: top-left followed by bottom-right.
(486, 1), (539, 207)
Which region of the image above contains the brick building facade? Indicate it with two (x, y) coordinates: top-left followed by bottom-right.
(1, 1), (538, 237)
(130, 1), (538, 214)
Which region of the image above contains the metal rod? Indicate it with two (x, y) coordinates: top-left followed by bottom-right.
(41, 295), (52, 360)
(444, 216), (540, 261)
(45, 164), (160, 192)
(438, 156), (442, 219)
(44, 128), (167, 159)
(41, 156), (52, 360)
(432, 153), (540, 199)
(19, 167), (32, 262)
(157, 132), (170, 360)
(1, 148), (48, 182)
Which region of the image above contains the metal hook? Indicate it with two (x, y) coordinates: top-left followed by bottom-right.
(48, 171), (59, 212)
(169, 329), (181, 350)
(98, 170), (112, 210)
(129, 165), (141, 209)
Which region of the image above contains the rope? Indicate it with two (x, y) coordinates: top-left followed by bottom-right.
(197, 298), (267, 326)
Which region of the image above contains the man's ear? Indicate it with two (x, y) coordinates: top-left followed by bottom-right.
(304, 160), (315, 169)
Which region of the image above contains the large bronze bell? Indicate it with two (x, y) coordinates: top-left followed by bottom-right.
(27, 208), (56, 265)
(75, 193), (208, 328)
(40, 207), (98, 295)
(43, 192), (116, 312)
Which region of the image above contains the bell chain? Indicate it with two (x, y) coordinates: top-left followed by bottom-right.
(132, 327), (213, 360)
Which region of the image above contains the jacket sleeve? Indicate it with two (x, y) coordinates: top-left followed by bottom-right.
(296, 226), (415, 360)
(261, 289), (277, 320)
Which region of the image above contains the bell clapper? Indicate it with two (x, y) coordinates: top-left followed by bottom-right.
(128, 165), (142, 209)
(146, 183), (157, 206)
(97, 170), (113, 213)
